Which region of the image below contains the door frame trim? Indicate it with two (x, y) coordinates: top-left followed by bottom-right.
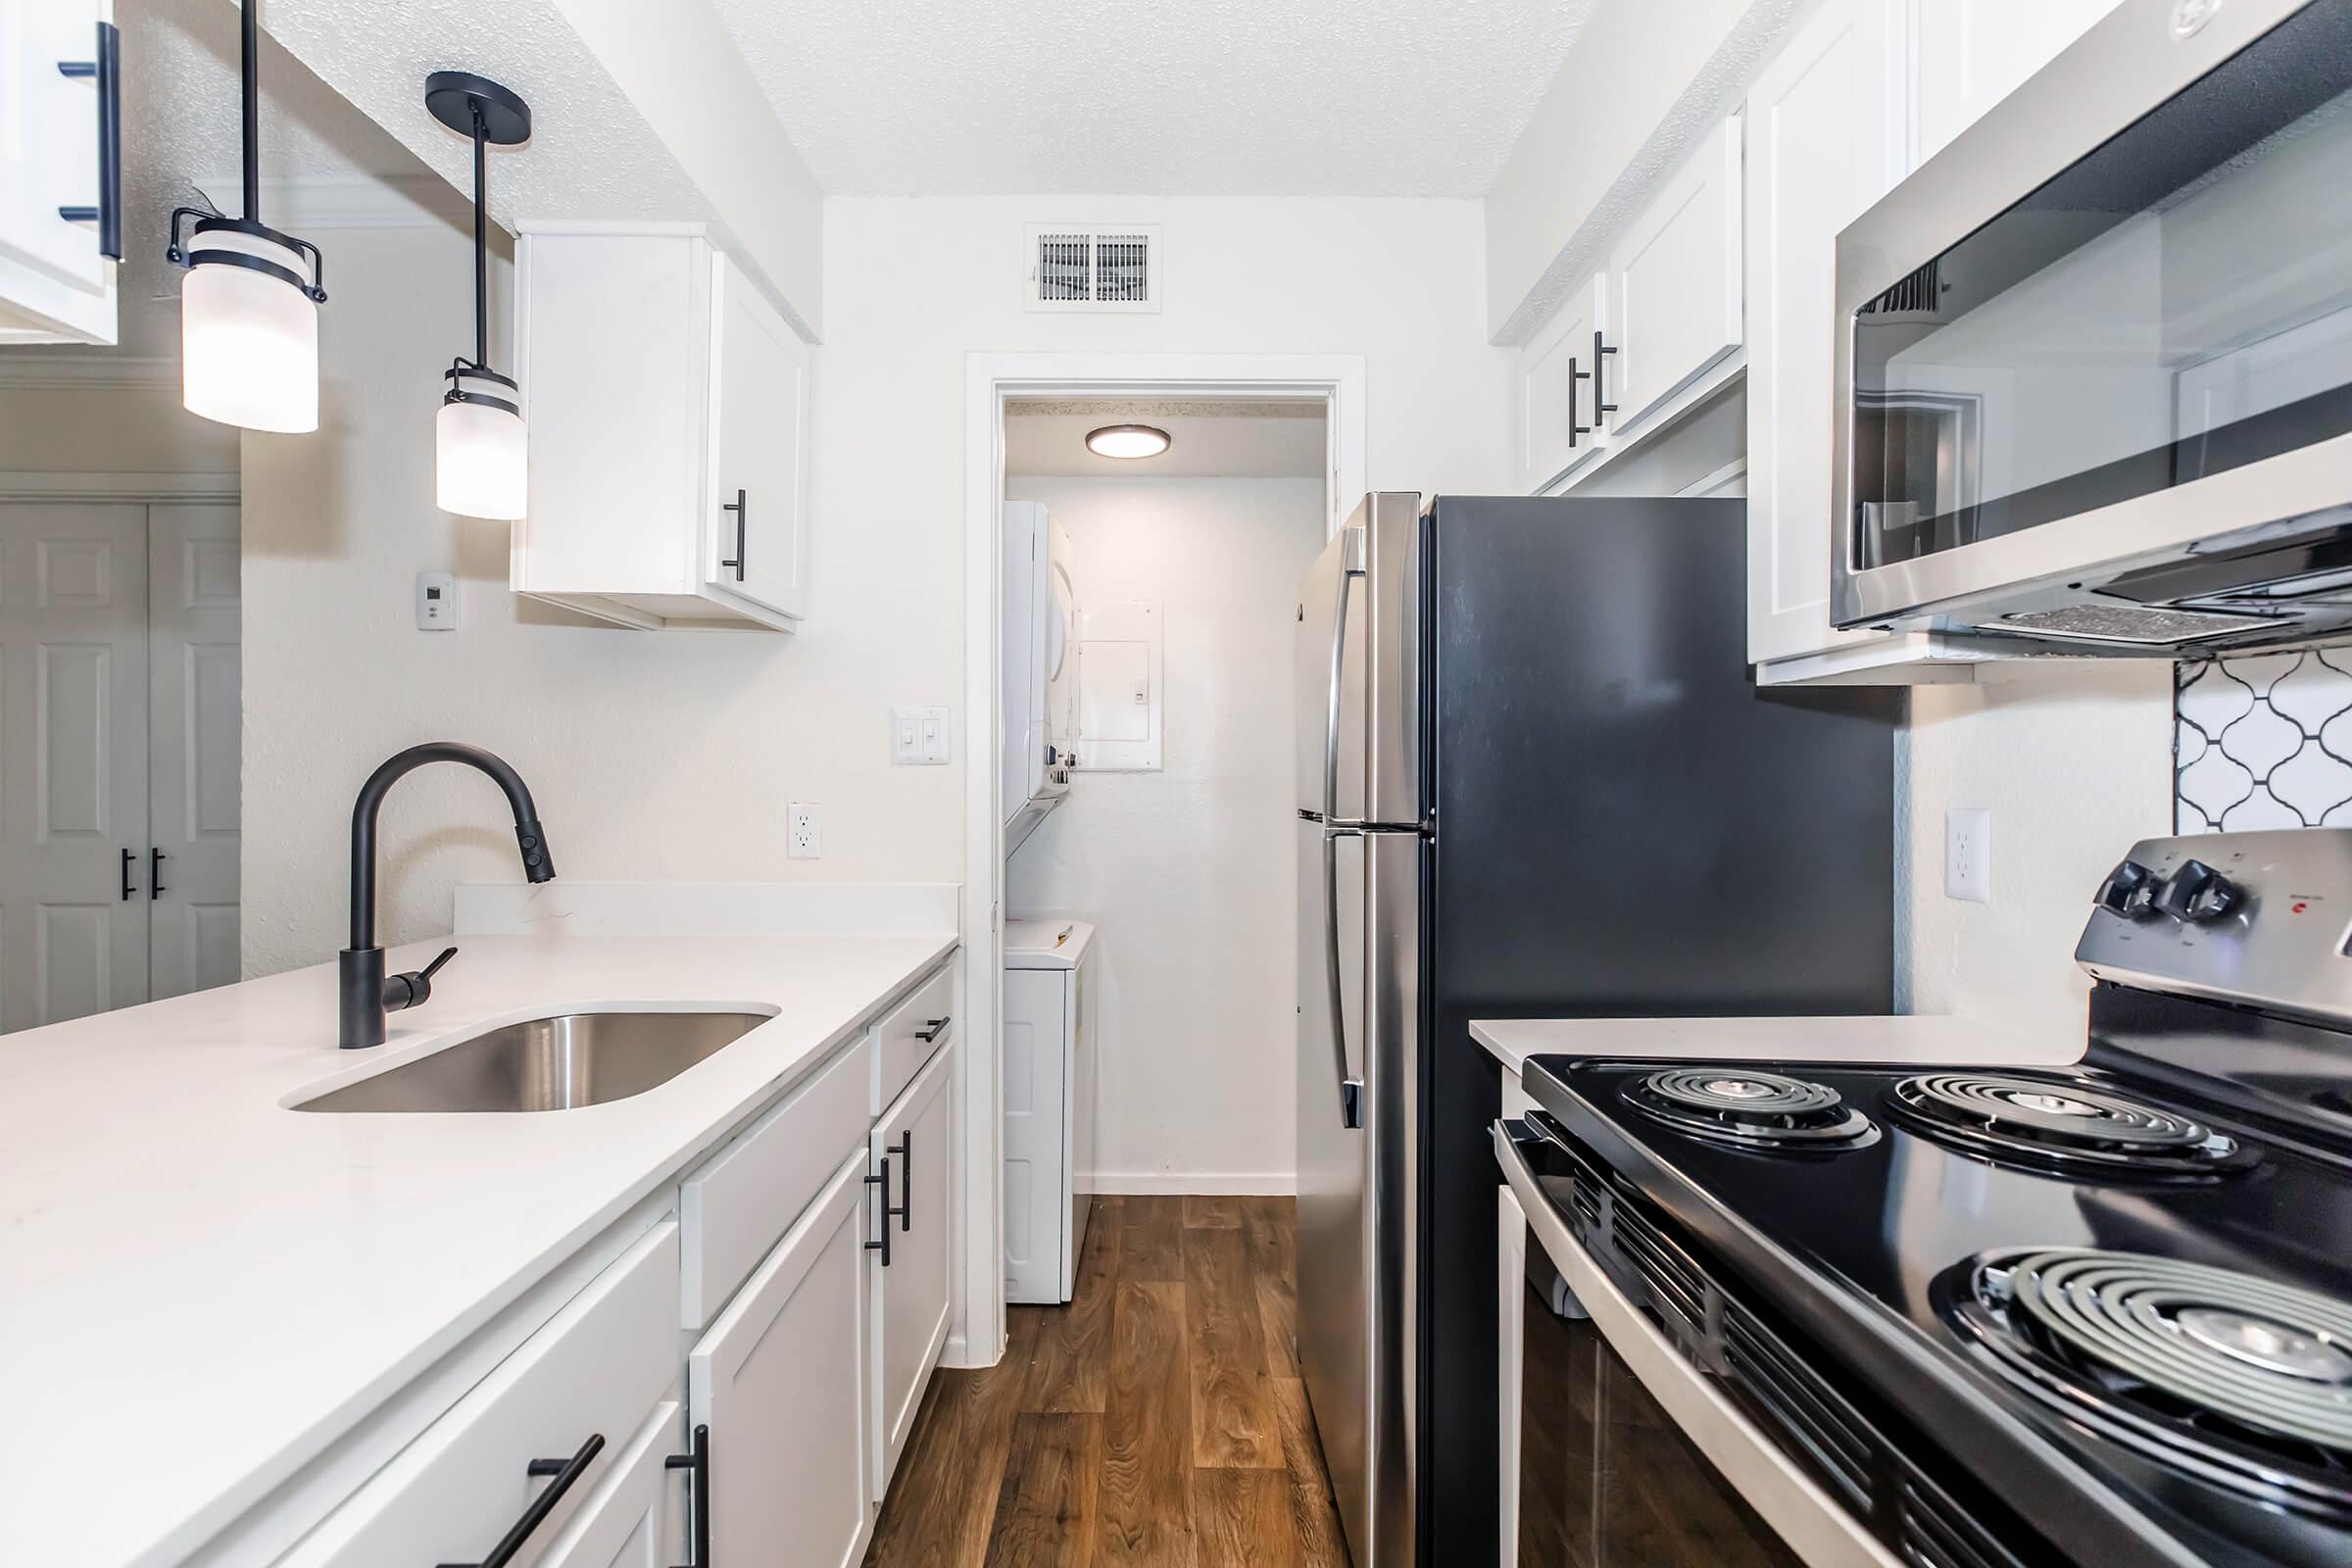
(956, 351), (1366, 1371)
(0, 472), (239, 503)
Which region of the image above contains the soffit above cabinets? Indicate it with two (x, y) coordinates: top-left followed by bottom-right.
(706, 0), (1592, 196)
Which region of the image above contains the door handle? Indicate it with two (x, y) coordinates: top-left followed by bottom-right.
(719, 487), (746, 581)
(864, 1159), (894, 1266)
(149, 848), (168, 899)
(915, 1015), (950, 1043)
(1567, 355), (1591, 445)
(56, 23), (122, 261)
(1322, 525), (1366, 820)
(892, 1130), (912, 1231)
(1592, 328), (1619, 423)
(436, 1433), (605, 1568)
(120, 847), (135, 902)
(1323, 825), (1365, 1130)
(664, 1424), (710, 1568)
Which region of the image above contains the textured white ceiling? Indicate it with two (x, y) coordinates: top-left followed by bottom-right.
(708, 0), (1591, 197)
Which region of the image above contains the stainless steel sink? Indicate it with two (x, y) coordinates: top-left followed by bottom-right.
(294, 1010), (769, 1113)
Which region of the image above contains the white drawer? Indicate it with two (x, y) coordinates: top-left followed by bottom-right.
(873, 961), (954, 1114)
(282, 1220), (681, 1568)
(680, 1035), (874, 1329)
(536, 1400), (681, 1568)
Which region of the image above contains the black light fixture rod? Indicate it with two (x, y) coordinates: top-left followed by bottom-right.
(239, 0), (260, 220)
(471, 100), (489, 370)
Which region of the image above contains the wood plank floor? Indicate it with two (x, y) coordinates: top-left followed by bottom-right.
(865, 1195), (1349, 1568)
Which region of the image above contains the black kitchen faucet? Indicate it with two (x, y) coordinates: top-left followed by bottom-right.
(338, 743), (555, 1049)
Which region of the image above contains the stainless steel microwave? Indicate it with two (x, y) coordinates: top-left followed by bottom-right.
(1832, 0), (2352, 655)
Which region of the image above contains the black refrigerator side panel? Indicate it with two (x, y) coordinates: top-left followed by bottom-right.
(1418, 495), (1895, 1567)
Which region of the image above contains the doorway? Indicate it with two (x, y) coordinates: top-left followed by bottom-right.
(0, 494), (242, 1029)
(957, 352), (1366, 1368)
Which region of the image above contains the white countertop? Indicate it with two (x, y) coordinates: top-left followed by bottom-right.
(0, 931), (954, 1568)
(1471, 1013), (2084, 1075)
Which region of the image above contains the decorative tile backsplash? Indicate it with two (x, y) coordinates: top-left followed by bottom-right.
(2177, 652), (2352, 831)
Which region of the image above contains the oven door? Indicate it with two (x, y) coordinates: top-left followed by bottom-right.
(1494, 1118), (1895, 1568)
(1830, 0), (2352, 649)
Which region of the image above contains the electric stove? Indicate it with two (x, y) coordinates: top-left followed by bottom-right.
(1516, 829), (2352, 1567)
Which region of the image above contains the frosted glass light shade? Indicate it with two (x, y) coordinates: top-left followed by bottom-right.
(436, 372), (527, 520)
(180, 229), (318, 433)
(1084, 423), (1171, 459)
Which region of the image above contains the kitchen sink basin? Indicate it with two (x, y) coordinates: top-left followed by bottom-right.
(293, 1009), (770, 1113)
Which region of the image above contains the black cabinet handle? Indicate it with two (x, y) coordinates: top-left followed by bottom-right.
(1592, 328), (1619, 421)
(120, 847), (135, 901)
(891, 1131), (912, 1232)
(1567, 355), (1591, 445)
(56, 22), (122, 261)
(437, 1432), (605, 1568)
(915, 1015), (950, 1043)
(864, 1158), (893, 1266)
(664, 1423), (710, 1568)
(719, 488), (746, 581)
(149, 848), (167, 899)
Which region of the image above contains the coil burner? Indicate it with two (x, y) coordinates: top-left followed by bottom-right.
(1887, 1073), (2248, 1178)
(1946, 1249), (2352, 1516)
(1621, 1067), (1877, 1152)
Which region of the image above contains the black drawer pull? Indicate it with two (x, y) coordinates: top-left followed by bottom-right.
(665, 1423), (710, 1568)
(864, 1158), (893, 1266)
(719, 488), (746, 581)
(150, 847), (168, 899)
(1592, 328), (1619, 420)
(915, 1015), (950, 1043)
(56, 22), (122, 261)
(120, 846), (135, 901)
(1567, 355), (1591, 445)
(438, 1432), (604, 1568)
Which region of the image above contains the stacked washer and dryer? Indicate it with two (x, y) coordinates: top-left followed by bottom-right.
(1001, 500), (1099, 1304)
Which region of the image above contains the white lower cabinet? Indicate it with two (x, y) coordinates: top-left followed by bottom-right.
(689, 1146), (877, 1568)
(1497, 1182), (1528, 1568)
(869, 1041), (956, 1497)
(536, 1401), (683, 1568)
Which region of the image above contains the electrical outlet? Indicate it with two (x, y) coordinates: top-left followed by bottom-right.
(1945, 807), (1991, 904)
(787, 803), (822, 860)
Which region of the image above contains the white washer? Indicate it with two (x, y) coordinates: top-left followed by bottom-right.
(1003, 918), (1098, 1304)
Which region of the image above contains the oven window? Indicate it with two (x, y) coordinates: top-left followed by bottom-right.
(1518, 1272), (1799, 1567)
(1851, 1), (2352, 571)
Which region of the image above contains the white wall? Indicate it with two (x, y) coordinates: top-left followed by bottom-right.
(0, 381), (237, 476)
(1898, 663), (2175, 1032)
(238, 195), (1510, 973)
(1004, 475), (1322, 1191)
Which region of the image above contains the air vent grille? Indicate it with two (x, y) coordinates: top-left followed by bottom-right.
(1026, 225), (1162, 313)
(1723, 1306), (1874, 1505)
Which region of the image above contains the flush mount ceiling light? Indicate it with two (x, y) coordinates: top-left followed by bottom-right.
(425, 71), (532, 520)
(165, 0), (326, 433)
(1085, 423), (1172, 460)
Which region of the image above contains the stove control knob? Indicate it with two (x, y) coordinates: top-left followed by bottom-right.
(2153, 858), (2243, 923)
(2095, 859), (2159, 919)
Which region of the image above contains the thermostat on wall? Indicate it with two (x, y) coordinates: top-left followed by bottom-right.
(416, 570), (457, 630)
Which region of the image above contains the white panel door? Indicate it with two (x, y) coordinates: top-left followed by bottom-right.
(688, 1147), (873, 1568)
(1515, 273), (1606, 493)
(1911, 0), (2122, 165)
(0, 502), (147, 1031)
(1604, 114), (1744, 435)
(0, 0), (110, 298)
(705, 254), (811, 620)
(869, 1041), (955, 1497)
(147, 502), (240, 999)
(1743, 0), (1908, 665)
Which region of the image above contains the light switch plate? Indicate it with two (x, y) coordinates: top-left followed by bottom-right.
(892, 705), (951, 765)
(1945, 807), (1991, 904)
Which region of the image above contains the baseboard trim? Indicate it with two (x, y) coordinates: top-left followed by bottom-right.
(1089, 1171), (1297, 1197)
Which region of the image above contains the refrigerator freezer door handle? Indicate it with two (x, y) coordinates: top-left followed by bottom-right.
(1322, 525), (1367, 820)
(1323, 824), (1366, 1130)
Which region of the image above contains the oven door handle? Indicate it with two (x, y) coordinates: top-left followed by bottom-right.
(1495, 1118), (1584, 1286)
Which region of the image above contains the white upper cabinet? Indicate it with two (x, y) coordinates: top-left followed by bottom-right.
(1602, 115), (1743, 437)
(1910, 0), (2124, 166)
(513, 225), (811, 631)
(0, 0), (117, 344)
(1515, 273), (1607, 493)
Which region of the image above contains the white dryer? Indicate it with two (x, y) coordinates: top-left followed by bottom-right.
(1003, 918), (1098, 1303)
(1003, 504), (1077, 856)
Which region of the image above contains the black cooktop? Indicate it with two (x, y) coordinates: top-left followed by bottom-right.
(1524, 1045), (2352, 1568)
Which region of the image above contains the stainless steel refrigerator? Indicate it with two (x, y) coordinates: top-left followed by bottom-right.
(1294, 493), (1894, 1567)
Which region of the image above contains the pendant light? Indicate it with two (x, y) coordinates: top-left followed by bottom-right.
(425, 72), (532, 520)
(164, 0), (325, 433)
